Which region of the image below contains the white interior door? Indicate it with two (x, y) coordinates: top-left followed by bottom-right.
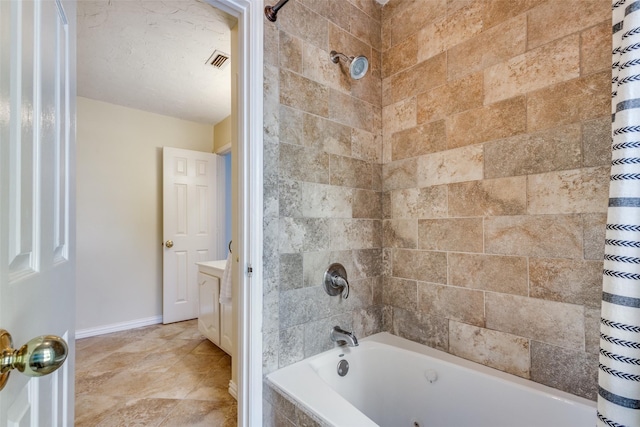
(0, 0), (76, 425)
(163, 147), (218, 324)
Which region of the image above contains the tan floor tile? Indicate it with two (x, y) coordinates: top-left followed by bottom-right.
(158, 400), (236, 427)
(75, 394), (125, 427)
(95, 398), (180, 427)
(76, 322), (236, 426)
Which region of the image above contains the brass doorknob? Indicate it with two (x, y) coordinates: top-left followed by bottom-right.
(165, 240), (174, 248)
(0, 330), (68, 391)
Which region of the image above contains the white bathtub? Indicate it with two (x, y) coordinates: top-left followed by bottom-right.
(266, 332), (596, 427)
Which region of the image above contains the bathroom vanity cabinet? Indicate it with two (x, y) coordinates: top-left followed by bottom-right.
(196, 260), (232, 355)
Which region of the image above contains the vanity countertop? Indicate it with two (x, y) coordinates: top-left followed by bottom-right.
(196, 259), (227, 278)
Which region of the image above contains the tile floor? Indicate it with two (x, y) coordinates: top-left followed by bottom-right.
(75, 320), (236, 427)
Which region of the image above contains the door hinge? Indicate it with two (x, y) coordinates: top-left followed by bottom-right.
(247, 264), (253, 277)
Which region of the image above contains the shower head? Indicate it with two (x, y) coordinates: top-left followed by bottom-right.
(330, 50), (369, 80)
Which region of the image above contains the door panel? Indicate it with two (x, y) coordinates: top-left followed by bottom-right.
(1, 0), (76, 425)
(163, 147), (218, 323)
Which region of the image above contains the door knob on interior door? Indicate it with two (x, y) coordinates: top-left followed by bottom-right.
(0, 330), (68, 391)
(165, 240), (174, 248)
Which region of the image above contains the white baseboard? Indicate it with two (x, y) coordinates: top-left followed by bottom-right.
(75, 315), (163, 339)
(228, 380), (238, 400)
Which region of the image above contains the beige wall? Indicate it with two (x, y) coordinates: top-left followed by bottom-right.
(214, 115), (232, 152)
(380, 0), (610, 400)
(76, 97), (214, 331)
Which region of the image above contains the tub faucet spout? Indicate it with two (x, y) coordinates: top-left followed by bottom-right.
(330, 326), (359, 347)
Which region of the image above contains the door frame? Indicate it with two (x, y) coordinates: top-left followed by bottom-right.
(203, 0), (263, 426)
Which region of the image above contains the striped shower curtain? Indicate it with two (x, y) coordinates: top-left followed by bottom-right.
(599, 1), (640, 426)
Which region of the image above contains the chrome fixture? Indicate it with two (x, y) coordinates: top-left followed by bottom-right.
(323, 263), (349, 299)
(264, 0), (290, 22)
(337, 359), (350, 376)
(330, 50), (369, 80)
(330, 326), (359, 347)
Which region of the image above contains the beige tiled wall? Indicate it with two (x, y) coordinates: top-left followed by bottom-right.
(265, 1), (612, 423)
(381, 0), (611, 400)
(262, 0), (384, 380)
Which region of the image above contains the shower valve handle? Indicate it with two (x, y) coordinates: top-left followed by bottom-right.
(323, 263), (349, 299)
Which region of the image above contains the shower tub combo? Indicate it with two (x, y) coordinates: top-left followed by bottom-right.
(267, 332), (596, 427)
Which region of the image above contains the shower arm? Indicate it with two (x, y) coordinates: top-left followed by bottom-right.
(330, 51), (353, 64)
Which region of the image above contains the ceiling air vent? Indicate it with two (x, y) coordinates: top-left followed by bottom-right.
(207, 50), (229, 69)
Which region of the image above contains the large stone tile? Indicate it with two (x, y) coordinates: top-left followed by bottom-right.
(391, 120), (446, 161)
(280, 31), (303, 74)
(382, 276), (418, 312)
(331, 90), (381, 134)
(527, 71), (609, 132)
(449, 321), (530, 378)
(418, 217), (483, 252)
(448, 176), (526, 217)
(418, 282), (485, 327)
(417, 144), (483, 187)
(480, 0), (544, 30)
(75, 394), (125, 427)
(388, 53), (446, 104)
(330, 155), (374, 189)
(484, 123), (582, 178)
(279, 143), (330, 185)
(486, 293), (584, 350)
(352, 305), (385, 338)
(353, 189), (382, 219)
(583, 212), (606, 260)
(583, 116), (612, 168)
(279, 286), (331, 329)
(447, 14), (526, 80)
(448, 252), (528, 296)
(383, 219), (418, 249)
(279, 69), (329, 117)
(387, 0), (446, 46)
(382, 98), (416, 147)
(527, 166), (610, 215)
(383, 32), (417, 78)
(302, 41), (350, 94)
(527, 0), (610, 49)
(96, 398), (180, 427)
(158, 399), (236, 427)
(416, 72), (483, 124)
(530, 341), (598, 401)
(581, 21), (611, 76)
(392, 249), (448, 284)
(329, 219), (381, 250)
(485, 214), (583, 259)
(390, 307), (449, 351)
(389, 185), (448, 219)
(280, 253), (304, 292)
(484, 35), (580, 105)
(529, 257), (603, 307)
(382, 158), (418, 191)
(417, 1), (485, 62)
(446, 96), (526, 149)
(300, 182), (353, 218)
(584, 306), (601, 355)
(303, 113), (352, 156)
(277, 0), (329, 50)
(351, 128), (382, 163)
(279, 217), (331, 253)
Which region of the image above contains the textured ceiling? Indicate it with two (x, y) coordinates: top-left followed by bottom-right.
(77, 0), (236, 125)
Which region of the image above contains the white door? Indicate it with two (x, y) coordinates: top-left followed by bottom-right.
(162, 147), (218, 324)
(0, 0), (76, 425)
